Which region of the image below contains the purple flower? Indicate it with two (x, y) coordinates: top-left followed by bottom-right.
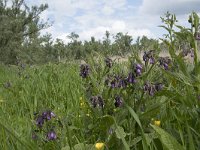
(47, 131), (57, 140)
(149, 57), (155, 64)
(144, 82), (150, 91)
(36, 115), (45, 128)
(136, 64), (143, 70)
(144, 82), (163, 96)
(136, 69), (142, 76)
(143, 50), (155, 64)
(149, 86), (156, 96)
(134, 64), (143, 76)
(42, 111), (56, 121)
(155, 83), (163, 91)
(105, 57), (112, 68)
(114, 96), (123, 107)
(159, 57), (171, 70)
(110, 80), (116, 88)
(80, 64), (90, 78)
(163, 63), (168, 70)
(127, 72), (136, 84)
(119, 78), (127, 88)
(97, 96), (104, 108)
(90, 96), (98, 108)
(143, 52), (148, 62)
(90, 96), (104, 108)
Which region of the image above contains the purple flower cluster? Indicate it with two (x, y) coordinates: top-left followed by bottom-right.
(33, 110), (57, 141)
(105, 71), (140, 88)
(90, 96), (104, 108)
(105, 57), (113, 68)
(114, 96), (123, 107)
(47, 130), (57, 140)
(144, 82), (163, 96)
(134, 64), (143, 76)
(105, 74), (128, 88)
(158, 57), (171, 70)
(35, 110), (56, 128)
(80, 64), (90, 78)
(143, 50), (155, 64)
(126, 72), (136, 84)
(181, 49), (194, 58)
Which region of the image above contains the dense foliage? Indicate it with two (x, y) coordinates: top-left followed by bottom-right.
(0, 0), (161, 65)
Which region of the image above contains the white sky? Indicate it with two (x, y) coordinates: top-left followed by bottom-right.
(25, 0), (200, 43)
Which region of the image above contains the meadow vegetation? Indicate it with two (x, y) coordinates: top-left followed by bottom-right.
(0, 0), (200, 150)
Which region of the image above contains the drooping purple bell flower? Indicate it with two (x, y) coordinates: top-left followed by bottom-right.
(136, 69), (142, 76)
(149, 86), (156, 96)
(136, 64), (143, 70)
(105, 57), (113, 68)
(149, 57), (155, 64)
(90, 96), (98, 108)
(97, 96), (104, 108)
(155, 83), (163, 91)
(163, 63), (168, 70)
(119, 78), (127, 88)
(158, 57), (171, 70)
(42, 110), (56, 121)
(143, 50), (155, 64)
(144, 82), (163, 96)
(36, 115), (45, 128)
(47, 131), (57, 140)
(143, 52), (148, 62)
(90, 96), (104, 108)
(127, 72), (136, 84)
(80, 64), (90, 78)
(144, 82), (150, 91)
(114, 96), (123, 107)
(134, 63), (143, 76)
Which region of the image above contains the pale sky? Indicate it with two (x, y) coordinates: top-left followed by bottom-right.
(26, 0), (200, 43)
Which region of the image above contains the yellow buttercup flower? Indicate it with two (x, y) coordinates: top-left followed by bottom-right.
(154, 120), (161, 127)
(95, 142), (105, 150)
(80, 102), (84, 107)
(79, 97), (86, 108)
(0, 96), (4, 104)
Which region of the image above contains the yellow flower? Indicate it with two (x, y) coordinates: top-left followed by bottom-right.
(80, 102), (84, 107)
(154, 120), (161, 127)
(95, 142), (105, 150)
(0, 96), (4, 104)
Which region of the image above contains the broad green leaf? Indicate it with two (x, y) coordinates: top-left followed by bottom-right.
(115, 125), (130, 150)
(115, 126), (126, 139)
(126, 105), (142, 128)
(151, 125), (184, 150)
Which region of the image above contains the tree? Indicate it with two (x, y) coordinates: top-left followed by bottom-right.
(0, 0), (49, 64)
(113, 32), (133, 55)
(67, 32), (83, 59)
